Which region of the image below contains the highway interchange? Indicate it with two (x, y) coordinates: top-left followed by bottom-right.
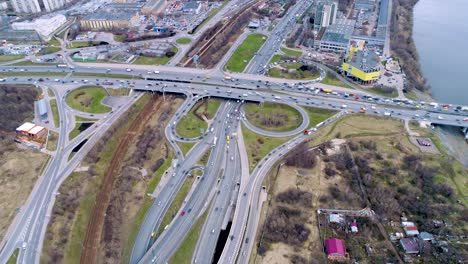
(0, 0), (467, 263)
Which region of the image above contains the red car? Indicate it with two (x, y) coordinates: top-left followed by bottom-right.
(180, 211), (186, 216)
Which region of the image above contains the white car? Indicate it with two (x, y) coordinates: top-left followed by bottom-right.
(126, 68), (132, 72)
(437, 115), (443, 120)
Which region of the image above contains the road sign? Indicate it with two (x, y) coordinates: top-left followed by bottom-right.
(194, 55), (199, 62)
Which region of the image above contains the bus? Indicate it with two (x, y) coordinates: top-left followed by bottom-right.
(56, 64), (68, 68)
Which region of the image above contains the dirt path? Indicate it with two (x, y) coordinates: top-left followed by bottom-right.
(80, 97), (160, 264)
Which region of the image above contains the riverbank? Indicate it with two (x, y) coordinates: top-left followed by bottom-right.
(389, 0), (429, 93)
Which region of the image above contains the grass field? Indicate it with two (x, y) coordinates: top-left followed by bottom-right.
(69, 122), (94, 140)
(267, 65), (320, 80)
(37, 46), (61, 55)
(269, 54), (289, 64)
(46, 131), (59, 151)
(0, 149), (48, 242)
(43, 95), (153, 264)
(50, 99), (59, 127)
(225, 34), (267, 72)
(321, 73), (352, 89)
(0, 72), (68, 77)
(156, 175), (196, 236)
(134, 47), (178, 65)
(176, 38), (192, 44)
(177, 141), (197, 156)
(367, 86), (398, 98)
(280, 47), (302, 57)
(114, 34), (126, 42)
(67, 41), (103, 49)
(404, 89), (418, 100)
(75, 116), (97, 122)
(47, 37), (60, 46)
(176, 99), (221, 138)
(6, 249), (19, 264)
(244, 102), (303, 132)
(106, 88), (130, 96)
(169, 209), (209, 264)
(241, 124), (292, 171)
(65, 86), (111, 113)
(73, 72), (142, 80)
(122, 155), (173, 263)
(0, 55), (24, 62)
(11, 60), (58, 66)
(303, 106), (338, 126)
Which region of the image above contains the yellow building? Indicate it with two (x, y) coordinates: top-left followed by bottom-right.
(341, 46), (380, 84)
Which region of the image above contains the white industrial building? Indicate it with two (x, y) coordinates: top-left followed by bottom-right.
(11, 0), (74, 14)
(12, 14), (67, 39)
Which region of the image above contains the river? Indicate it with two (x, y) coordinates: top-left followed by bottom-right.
(413, 0), (468, 105)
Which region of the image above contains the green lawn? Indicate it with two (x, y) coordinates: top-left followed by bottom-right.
(0, 55), (25, 62)
(69, 122), (94, 140)
(169, 209), (209, 264)
(73, 72), (142, 80)
(46, 131), (59, 151)
(65, 86), (111, 113)
(321, 73), (352, 89)
(47, 38), (60, 46)
(367, 86), (398, 98)
(176, 38), (192, 44)
(75, 116), (97, 122)
(303, 106), (338, 127)
(191, 0), (228, 34)
(50, 99), (59, 127)
(12, 60), (58, 66)
(6, 249), (19, 264)
(37, 46), (61, 55)
(280, 47), (302, 57)
(225, 33), (267, 72)
(269, 54), (289, 64)
(156, 175), (196, 236)
(241, 124), (292, 171)
(404, 89), (418, 100)
(134, 47), (177, 65)
(176, 99), (221, 138)
(177, 141), (197, 156)
(244, 102), (303, 132)
(114, 34), (126, 42)
(122, 155), (173, 263)
(67, 41), (103, 49)
(48, 88), (55, 97)
(267, 64), (320, 80)
(0, 72), (68, 77)
(134, 56), (172, 65)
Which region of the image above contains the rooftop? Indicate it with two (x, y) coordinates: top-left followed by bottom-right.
(83, 11), (135, 21)
(400, 237), (419, 253)
(29, 125), (45, 135)
(16, 122), (35, 132)
(326, 238), (346, 256)
(347, 49), (380, 72)
(321, 18), (355, 44)
(183, 2), (200, 10)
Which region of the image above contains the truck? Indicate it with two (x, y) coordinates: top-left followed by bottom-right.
(213, 136), (217, 146)
(322, 89), (332, 94)
(224, 76), (232, 80)
(0, 78), (5, 82)
(56, 64), (67, 68)
(384, 112), (391, 116)
(303, 130), (311, 135)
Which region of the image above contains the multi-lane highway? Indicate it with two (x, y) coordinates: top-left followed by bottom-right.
(0, 0), (464, 262)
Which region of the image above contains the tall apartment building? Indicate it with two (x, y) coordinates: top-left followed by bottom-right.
(10, 0), (73, 14)
(314, 1), (338, 31)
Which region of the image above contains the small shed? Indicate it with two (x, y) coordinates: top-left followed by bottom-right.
(351, 220), (358, 233)
(325, 238), (348, 261)
(400, 238), (419, 254)
(418, 232), (434, 241)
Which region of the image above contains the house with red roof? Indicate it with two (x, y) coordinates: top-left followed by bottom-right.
(325, 238), (349, 262)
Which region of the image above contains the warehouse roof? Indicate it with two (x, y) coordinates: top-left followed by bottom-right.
(347, 49), (380, 72)
(16, 122), (36, 132)
(83, 11), (134, 21)
(326, 238), (346, 256)
(28, 125), (45, 135)
(378, 0), (389, 26)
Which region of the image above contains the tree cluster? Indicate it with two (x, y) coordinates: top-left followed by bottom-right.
(276, 188), (313, 208)
(0, 85), (38, 131)
(285, 142), (317, 169)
